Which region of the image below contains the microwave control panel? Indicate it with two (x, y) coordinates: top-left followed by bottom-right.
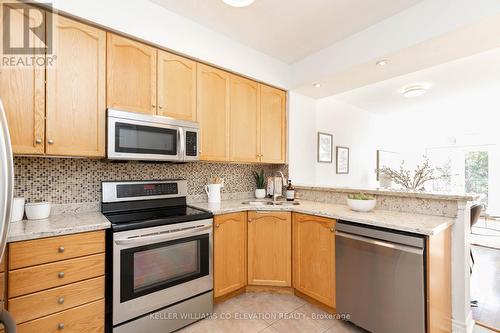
(185, 131), (198, 157)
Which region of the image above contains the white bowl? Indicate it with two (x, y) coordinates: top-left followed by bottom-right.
(347, 198), (376, 212)
(25, 202), (51, 220)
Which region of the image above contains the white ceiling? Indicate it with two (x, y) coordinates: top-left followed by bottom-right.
(332, 48), (500, 114)
(150, 0), (422, 64)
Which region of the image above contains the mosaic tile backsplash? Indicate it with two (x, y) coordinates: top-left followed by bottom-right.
(14, 157), (286, 205)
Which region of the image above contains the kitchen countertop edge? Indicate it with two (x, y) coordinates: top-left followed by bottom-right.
(191, 200), (454, 236)
(7, 211), (111, 243)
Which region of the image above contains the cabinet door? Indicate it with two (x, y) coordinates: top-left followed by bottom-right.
(214, 212), (247, 298)
(196, 64), (230, 161)
(0, 2), (45, 154)
(157, 51), (196, 121)
(248, 211), (291, 287)
(46, 16), (106, 157)
(293, 213), (336, 308)
(107, 33), (157, 114)
(260, 85), (286, 163)
(229, 75), (260, 162)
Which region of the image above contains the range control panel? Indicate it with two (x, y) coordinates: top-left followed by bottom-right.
(116, 182), (178, 198)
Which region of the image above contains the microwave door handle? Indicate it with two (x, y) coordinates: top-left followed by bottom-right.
(178, 127), (185, 160)
(114, 224), (212, 246)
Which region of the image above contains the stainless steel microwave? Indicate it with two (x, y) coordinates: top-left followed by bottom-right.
(107, 109), (199, 162)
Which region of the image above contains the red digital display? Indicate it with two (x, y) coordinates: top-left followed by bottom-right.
(143, 185), (156, 190)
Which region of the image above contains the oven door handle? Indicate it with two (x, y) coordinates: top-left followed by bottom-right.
(114, 224), (212, 246)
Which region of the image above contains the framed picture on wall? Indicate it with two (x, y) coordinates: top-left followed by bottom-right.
(336, 146), (350, 174)
(317, 132), (333, 163)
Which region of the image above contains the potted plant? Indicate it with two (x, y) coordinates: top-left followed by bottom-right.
(253, 170), (266, 199)
(347, 193), (377, 212)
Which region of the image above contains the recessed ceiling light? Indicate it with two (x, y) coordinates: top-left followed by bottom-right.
(222, 0), (255, 7)
(313, 83), (321, 88)
(376, 59), (389, 66)
(401, 84), (428, 98)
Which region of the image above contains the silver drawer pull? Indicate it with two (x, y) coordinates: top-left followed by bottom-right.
(58, 246), (65, 253)
(58, 323), (65, 330)
(58, 297), (65, 304)
(58, 272), (65, 278)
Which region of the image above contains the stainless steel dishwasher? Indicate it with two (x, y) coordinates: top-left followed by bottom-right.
(336, 221), (426, 333)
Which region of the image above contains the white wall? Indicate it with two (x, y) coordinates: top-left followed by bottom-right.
(288, 92), (317, 185)
(288, 93), (382, 188)
(314, 98), (380, 188)
(38, 0), (291, 89)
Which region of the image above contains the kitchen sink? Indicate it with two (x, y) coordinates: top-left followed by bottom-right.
(241, 200), (300, 206)
(241, 200), (275, 206)
(273, 201), (300, 206)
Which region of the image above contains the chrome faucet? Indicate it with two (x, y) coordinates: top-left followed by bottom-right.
(273, 171), (287, 202)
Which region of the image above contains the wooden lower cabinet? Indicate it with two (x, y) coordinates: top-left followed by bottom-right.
(7, 231), (105, 330)
(247, 211), (291, 287)
(292, 213), (336, 308)
(214, 212), (247, 298)
(427, 226), (452, 333)
(16, 299), (104, 333)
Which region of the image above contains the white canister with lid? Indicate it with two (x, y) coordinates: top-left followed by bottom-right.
(11, 198), (25, 222)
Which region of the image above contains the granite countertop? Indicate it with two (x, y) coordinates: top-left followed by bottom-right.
(190, 200), (454, 235)
(8, 212), (111, 243)
(295, 185), (479, 201)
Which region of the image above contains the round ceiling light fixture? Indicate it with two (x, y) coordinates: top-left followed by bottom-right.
(401, 84), (428, 98)
(376, 59), (389, 66)
(313, 83), (321, 88)
(222, 0), (255, 7)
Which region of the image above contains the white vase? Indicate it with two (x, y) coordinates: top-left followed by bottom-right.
(255, 189), (266, 199)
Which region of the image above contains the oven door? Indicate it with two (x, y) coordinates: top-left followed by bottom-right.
(108, 116), (182, 161)
(112, 219), (213, 326)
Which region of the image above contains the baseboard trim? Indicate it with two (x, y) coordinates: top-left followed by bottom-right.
(452, 311), (475, 333)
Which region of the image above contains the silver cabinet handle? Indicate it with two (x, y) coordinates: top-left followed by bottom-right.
(58, 246), (65, 253)
(58, 297), (65, 304)
(48, 139), (54, 144)
(152, 104), (156, 108)
(58, 272), (65, 278)
(336, 231), (423, 255)
(58, 323), (65, 329)
(35, 138), (42, 144)
(115, 224), (212, 246)
(159, 106), (163, 109)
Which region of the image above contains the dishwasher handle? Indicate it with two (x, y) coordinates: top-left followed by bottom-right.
(336, 231), (424, 255)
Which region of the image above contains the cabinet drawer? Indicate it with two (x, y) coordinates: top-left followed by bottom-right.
(9, 276), (104, 324)
(8, 253), (104, 298)
(9, 231), (104, 270)
(17, 299), (104, 333)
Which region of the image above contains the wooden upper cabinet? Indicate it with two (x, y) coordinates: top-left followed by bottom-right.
(157, 51), (197, 121)
(229, 75), (260, 162)
(46, 16), (106, 157)
(196, 64), (230, 161)
(107, 33), (157, 114)
(247, 211), (292, 287)
(214, 212), (247, 298)
(293, 213), (336, 308)
(0, 2), (45, 155)
(260, 85), (286, 163)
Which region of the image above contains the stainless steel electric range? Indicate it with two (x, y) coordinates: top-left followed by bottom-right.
(102, 180), (214, 333)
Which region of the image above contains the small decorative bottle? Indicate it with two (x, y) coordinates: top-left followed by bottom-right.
(286, 180), (295, 201)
